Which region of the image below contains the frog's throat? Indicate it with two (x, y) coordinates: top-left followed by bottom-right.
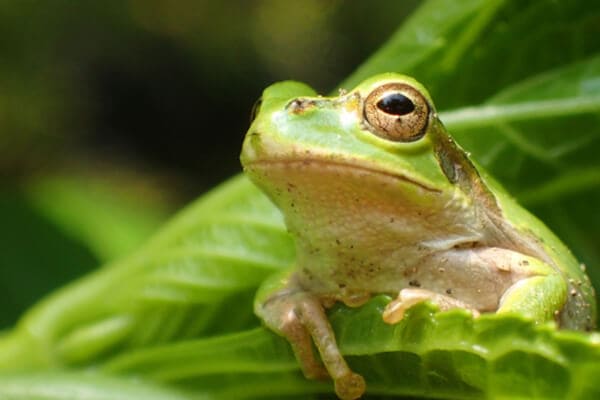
(245, 159), (442, 194)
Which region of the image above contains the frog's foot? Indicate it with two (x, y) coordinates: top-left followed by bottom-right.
(382, 288), (480, 324)
(277, 308), (329, 381)
(257, 290), (366, 399)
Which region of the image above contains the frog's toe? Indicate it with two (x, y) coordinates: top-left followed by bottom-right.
(382, 289), (425, 323)
(383, 288), (479, 324)
(334, 371), (366, 400)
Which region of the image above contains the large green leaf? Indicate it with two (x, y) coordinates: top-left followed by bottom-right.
(0, 176), (291, 370)
(101, 301), (600, 399)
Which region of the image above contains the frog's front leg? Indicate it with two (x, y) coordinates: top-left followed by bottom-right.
(255, 271), (366, 400)
(383, 247), (568, 325)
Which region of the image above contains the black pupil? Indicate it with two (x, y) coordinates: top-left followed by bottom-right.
(376, 93), (415, 116)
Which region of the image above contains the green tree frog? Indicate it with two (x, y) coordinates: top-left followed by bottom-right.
(240, 74), (597, 399)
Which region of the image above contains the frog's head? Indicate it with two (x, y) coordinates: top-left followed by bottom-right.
(241, 74), (465, 224)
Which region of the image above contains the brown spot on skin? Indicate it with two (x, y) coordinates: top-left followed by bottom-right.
(301, 268), (316, 283)
(409, 280), (421, 287)
(446, 288), (453, 295)
(497, 262), (511, 272)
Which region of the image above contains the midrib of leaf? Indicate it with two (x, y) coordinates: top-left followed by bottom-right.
(440, 95), (600, 130)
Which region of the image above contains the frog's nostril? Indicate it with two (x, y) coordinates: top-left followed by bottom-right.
(286, 98), (318, 114)
(241, 131), (261, 151)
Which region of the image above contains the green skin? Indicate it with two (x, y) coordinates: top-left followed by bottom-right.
(241, 74), (597, 399)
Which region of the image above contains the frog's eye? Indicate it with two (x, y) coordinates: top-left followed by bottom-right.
(363, 83), (430, 142)
(249, 97), (263, 124)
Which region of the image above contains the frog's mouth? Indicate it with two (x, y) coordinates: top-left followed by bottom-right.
(245, 158), (442, 194)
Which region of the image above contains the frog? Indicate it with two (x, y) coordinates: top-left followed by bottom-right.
(240, 73), (597, 399)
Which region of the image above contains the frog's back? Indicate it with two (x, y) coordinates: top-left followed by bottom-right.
(485, 174), (596, 331)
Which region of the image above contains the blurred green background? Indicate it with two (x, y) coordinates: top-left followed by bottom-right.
(0, 1), (420, 328)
